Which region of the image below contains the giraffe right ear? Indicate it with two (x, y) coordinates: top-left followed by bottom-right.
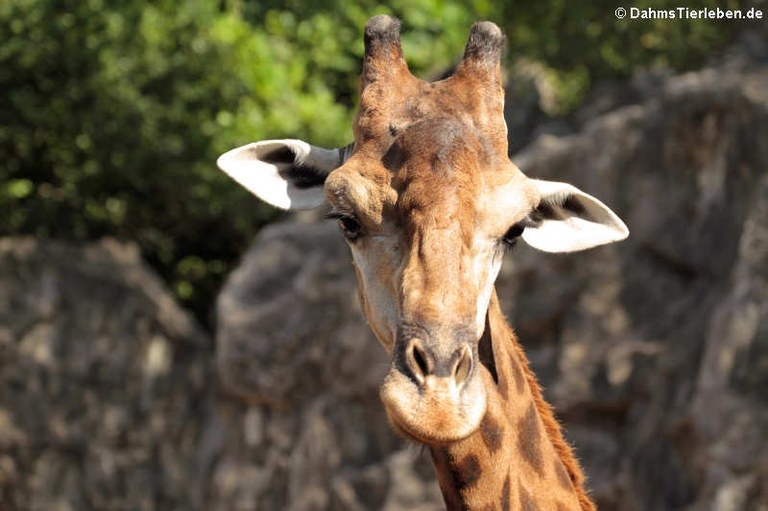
(521, 179), (629, 252)
(216, 139), (345, 210)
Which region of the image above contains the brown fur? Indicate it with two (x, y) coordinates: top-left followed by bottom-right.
(517, 402), (545, 475)
(499, 310), (595, 510)
(422, 293), (593, 510)
(480, 415), (503, 453)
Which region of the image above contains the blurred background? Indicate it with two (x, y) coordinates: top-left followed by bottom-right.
(1, 0), (766, 510)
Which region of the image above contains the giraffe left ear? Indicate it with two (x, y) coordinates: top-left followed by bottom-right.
(216, 139), (343, 210)
(521, 179), (629, 253)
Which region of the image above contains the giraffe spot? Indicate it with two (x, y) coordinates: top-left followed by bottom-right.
(510, 354), (525, 395)
(519, 484), (539, 511)
(382, 141), (404, 171)
(480, 415), (503, 453)
(554, 459), (573, 490)
(498, 373), (509, 400)
(430, 450), (464, 510)
(450, 454), (482, 489)
(500, 474), (511, 511)
(518, 403), (544, 475)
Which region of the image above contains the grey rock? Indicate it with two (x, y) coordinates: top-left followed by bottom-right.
(0, 238), (213, 511)
(508, 62), (768, 510)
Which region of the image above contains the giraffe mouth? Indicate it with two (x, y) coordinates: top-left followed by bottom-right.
(379, 364), (488, 444)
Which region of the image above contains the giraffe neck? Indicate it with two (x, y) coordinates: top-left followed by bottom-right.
(428, 291), (596, 511)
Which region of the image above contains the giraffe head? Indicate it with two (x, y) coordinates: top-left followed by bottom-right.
(217, 16), (628, 445)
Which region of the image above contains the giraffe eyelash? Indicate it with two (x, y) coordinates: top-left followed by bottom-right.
(324, 206), (356, 221)
(499, 215), (538, 251)
(326, 206), (364, 241)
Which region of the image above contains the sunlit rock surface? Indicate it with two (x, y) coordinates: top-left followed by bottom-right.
(506, 62), (768, 510)
(0, 238), (213, 510)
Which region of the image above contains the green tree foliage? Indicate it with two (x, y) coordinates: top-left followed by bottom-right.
(0, 0), (744, 324)
(498, 0), (745, 112)
(1, 0), (284, 322)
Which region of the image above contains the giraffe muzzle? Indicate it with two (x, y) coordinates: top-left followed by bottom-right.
(380, 334), (488, 444)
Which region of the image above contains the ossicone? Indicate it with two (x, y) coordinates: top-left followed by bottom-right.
(458, 21), (504, 73)
(364, 15), (403, 61)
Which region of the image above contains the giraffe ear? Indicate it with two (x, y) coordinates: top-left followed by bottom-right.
(521, 179), (629, 253)
(216, 139), (342, 210)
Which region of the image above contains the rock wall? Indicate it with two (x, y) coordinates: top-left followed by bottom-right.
(506, 62), (768, 510)
(0, 239), (214, 510)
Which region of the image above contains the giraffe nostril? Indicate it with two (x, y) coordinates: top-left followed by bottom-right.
(412, 345), (429, 375)
(452, 344), (473, 386)
(402, 339), (474, 387)
(405, 338), (433, 384)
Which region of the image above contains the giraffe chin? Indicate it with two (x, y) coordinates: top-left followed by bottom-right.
(379, 368), (488, 445)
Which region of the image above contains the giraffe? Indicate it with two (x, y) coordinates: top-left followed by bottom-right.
(217, 15), (628, 510)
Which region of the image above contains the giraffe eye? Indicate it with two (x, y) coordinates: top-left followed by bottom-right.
(338, 216), (362, 240)
(325, 208), (363, 241)
(502, 224), (525, 246)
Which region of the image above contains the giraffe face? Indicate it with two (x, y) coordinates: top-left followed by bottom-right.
(324, 116), (539, 442)
(322, 17), (533, 443)
(216, 15), (628, 447)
